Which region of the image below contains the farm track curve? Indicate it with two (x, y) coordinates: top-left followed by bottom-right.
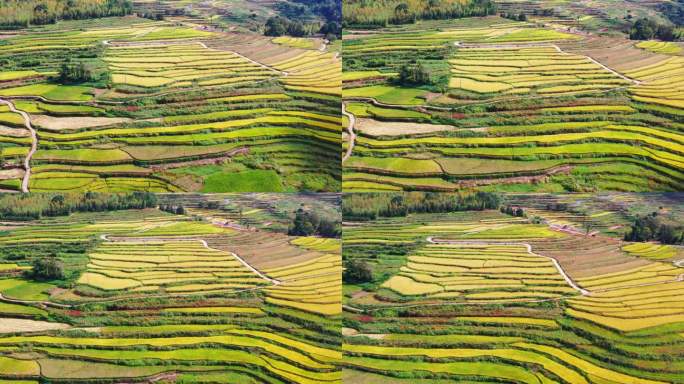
(0, 98), (36, 193)
(342, 102), (356, 163)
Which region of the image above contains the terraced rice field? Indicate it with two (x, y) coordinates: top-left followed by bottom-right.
(382, 242), (575, 300)
(0, 16), (340, 192)
(342, 16), (684, 192)
(0, 195), (342, 383)
(343, 197), (684, 383)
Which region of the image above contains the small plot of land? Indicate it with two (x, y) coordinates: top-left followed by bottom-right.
(30, 115), (132, 131)
(0, 318), (70, 334)
(636, 41), (683, 56)
(355, 118), (455, 136)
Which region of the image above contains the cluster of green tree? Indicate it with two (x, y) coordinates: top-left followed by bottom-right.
(343, 259), (373, 283)
(160, 204), (186, 215)
(624, 212), (683, 244)
(319, 21), (342, 41)
(531, 8), (554, 17)
(501, 205), (525, 217)
(343, 192), (501, 221)
(264, 15), (341, 40)
(264, 16), (317, 37)
(272, 0), (341, 39)
(30, 257), (64, 280)
(288, 206), (341, 238)
(58, 59), (97, 83)
(343, 0), (496, 27)
(0, 0), (132, 29)
(546, 203), (569, 211)
(500, 12), (527, 22)
(197, 201), (221, 209)
(0, 192), (157, 220)
(653, 1), (684, 27)
(288, 0), (341, 24)
(394, 63), (433, 86)
(629, 17), (678, 41)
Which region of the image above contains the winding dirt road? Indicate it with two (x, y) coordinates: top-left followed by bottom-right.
(342, 102), (356, 163)
(0, 98), (36, 192)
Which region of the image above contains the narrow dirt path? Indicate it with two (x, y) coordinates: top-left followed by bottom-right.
(426, 237), (590, 295)
(342, 102), (356, 163)
(0, 98), (36, 193)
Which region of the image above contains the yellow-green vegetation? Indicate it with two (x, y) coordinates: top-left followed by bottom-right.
(272, 36), (316, 49)
(622, 242), (679, 260)
(636, 41), (682, 55)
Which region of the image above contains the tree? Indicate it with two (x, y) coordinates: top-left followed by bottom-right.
(31, 257), (64, 280)
(343, 259), (373, 283)
(396, 63), (432, 86)
(288, 206), (340, 237)
(59, 60), (94, 83)
(624, 212), (682, 244)
(51, 195), (65, 205)
(287, 21), (306, 37)
(629, 18), (675, 41)
(288, 208), (318, 236)
(264, 16), (287, 36)
(319, 21), (341, 40)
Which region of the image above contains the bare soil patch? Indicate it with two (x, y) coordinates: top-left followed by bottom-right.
(356, 118), (456, 136)
(0, 318), (70, 333)
(0, 125), (29, 137)
(0, 168), (24, 180)
(32, 115), (132, 131)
